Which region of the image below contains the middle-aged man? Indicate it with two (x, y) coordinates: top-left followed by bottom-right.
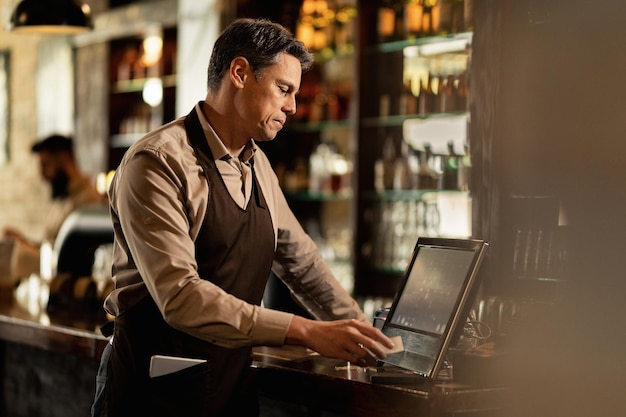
(94, 18), (394, 417)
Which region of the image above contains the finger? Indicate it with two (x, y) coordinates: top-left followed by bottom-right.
(349, 321), (395, 349)
(355, 343), (381, 367)
(362, 340), (387, 359)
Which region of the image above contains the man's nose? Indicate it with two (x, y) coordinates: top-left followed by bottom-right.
(284, 95), (297, 115)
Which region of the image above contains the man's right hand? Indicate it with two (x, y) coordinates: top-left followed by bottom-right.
(285, 315), (396, 367)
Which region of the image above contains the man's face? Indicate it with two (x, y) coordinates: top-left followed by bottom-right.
(234, 53), (301, 142)
(38, 150), (62, 183)
(38, 150), (70, 198)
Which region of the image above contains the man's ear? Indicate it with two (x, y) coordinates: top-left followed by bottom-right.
(230, 57), (250, 88)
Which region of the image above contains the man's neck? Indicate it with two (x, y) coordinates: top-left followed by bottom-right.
(201, 100), (248, 157)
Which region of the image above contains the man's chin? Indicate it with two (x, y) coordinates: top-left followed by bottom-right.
(255, 132), (279, 142)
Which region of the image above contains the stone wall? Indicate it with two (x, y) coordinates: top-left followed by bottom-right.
(0, 0), (50, 242)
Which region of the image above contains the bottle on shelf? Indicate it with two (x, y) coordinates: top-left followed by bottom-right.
(377, 0), (397, 43)
(308, 140), (328, 193)
(418, 73), (435, 115)
(393, 0), (406, 41)
(393, 140), (418, 190)
(432, 72), (445, 114)
(450, 0), (467, 34)
(455, 69), (469, 112)
(421, 0), (441, 36)
(374, 134), (397, 192)
(334, 0), (357, 55)
(404, 0), (424, 39)
(398, 77), (419, 115)
(440, 140), (459, 190)
(457, 141), (471, 191)
(417, 143), (439, 190)
(464, 0), (474, 32)
(439, 73), (457, 112)
(437, 0), (454, 35)
(117, 46), (137, 82)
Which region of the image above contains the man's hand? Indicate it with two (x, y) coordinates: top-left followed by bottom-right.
(3, 228), (30, 246)
(286, 316), (396, 367)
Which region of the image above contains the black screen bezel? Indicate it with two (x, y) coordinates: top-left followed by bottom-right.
(380, 237), (488, 378)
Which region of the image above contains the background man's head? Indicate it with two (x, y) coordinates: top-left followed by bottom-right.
(31, 135), (75, 198)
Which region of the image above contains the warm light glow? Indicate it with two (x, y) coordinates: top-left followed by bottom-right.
(301, 0), (316, 15)
(142, 35), (163, 67)
(10, 24), (90, 35)
(331, 158), (350, 176)
(142, 78), (163, 107)
(378, 8), (395, 37)
(296, 21), (315, 49)
(405, 3), (423, 33)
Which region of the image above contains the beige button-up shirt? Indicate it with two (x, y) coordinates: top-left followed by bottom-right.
(104, 103), (366, 348)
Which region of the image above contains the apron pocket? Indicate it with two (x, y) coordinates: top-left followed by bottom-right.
(148, 361), (214, 417)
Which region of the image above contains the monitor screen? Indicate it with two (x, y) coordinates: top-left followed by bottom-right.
(381, 237), (488, 379)
(389, 246), (478, 335)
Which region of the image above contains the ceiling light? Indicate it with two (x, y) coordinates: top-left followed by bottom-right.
(9, 0), (93, 35)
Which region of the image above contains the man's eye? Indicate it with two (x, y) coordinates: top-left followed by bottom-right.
(279, 86), (288, 94)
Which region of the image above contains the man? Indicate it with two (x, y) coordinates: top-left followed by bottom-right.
(3, 134), (102, 277)
(97, 18), (394, 417)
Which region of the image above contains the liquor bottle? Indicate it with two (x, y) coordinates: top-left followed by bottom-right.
(422, 0), (441, 36)
(440, 140), (459, 190)
(464, 0), (473, 32)
(417, 143), (439, 190)
(334, 0), (357, 55)
(455, 69), (469, 112)
(437, 0), (453, 35)
(393, 140), (416, 190)
(377, 0), (396, 43)
(432, 72), (445, 113)
(404, 0), (424, 39)
(457, 141), (471, 191)
(308, 141), (326, 193)
(451, 0), (466, 34)
(393, 0), (406, 41)
(398, 78), (418, 115)
(418, 74), (435, 115)
(374, 134), (397, 192)
(439, 73), (457, 112)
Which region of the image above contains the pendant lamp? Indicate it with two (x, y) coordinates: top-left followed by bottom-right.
(9, 0), (93, 35)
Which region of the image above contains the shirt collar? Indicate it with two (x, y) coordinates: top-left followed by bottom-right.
(194, 101), (257, 163)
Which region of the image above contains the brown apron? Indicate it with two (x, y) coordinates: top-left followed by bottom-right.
(104, 105), (275, 417)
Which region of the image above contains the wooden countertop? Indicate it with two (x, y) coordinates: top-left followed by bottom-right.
(251, 345), (508, 417)
(0, 275), (508, 416)
(0, 275), (108, 360)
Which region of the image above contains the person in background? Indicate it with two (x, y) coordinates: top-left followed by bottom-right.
(94, 18), (394, 417)
(3, 134), (102, 277)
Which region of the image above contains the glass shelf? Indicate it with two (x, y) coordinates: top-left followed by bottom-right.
(285, 118), (351, 133)
(361, 111), (468, 128)
(313, 48), (355, 63)
(363, 189), (467, 201)
(366, 32), (473, 55)
(110, 133), (145, 148)
(284, 189), (353, 202)
(112, 74), (177, 94)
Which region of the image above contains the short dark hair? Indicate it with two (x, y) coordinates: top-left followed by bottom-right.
(31, 134), (74, 155)
(207, 18), (314, 92)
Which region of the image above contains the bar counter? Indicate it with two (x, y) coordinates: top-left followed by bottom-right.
(0, 276), (508, 417)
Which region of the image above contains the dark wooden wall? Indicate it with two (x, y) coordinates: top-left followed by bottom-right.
(471, 1), (626, 416)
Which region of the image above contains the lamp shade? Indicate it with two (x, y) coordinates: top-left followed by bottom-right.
(9, 0), (93, 35)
